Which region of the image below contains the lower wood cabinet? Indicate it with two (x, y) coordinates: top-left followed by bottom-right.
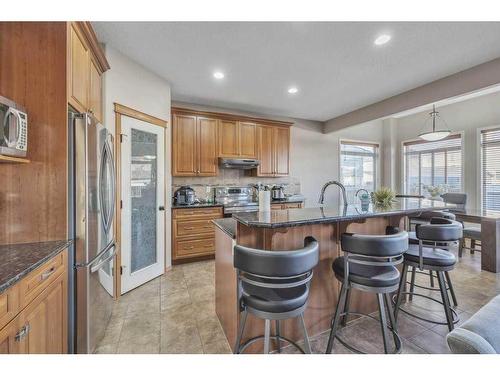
(271, 202), (303, 210)
(172, 207), (223, 262)
(0, 249), (68, 354)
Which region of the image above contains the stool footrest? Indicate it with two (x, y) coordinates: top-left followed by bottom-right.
(237, 334), (306, 354)
(331, 311), (402, 354)
(392, 292), (459, 325)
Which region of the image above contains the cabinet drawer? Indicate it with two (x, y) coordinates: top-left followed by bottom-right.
(173, 207), (222, 219)
(176, 219), (215, 237)
(283, 203), (302, 209)
(19, 251), (66, 308)
(0, 285), (20, 331)
(175, 237), (215, 258)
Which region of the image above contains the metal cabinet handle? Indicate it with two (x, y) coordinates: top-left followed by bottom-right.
(184, 227), (194, 230)
(15, 324), (30, 342)
(159, 206), (165, 211)
(40, 267), (56, 281)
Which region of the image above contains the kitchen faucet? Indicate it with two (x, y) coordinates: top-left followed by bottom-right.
(318, 180), (348, 207)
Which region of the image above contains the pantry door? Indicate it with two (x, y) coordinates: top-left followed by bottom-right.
(120, 115), (165, 294)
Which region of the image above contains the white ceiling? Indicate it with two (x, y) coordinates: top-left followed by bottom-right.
(93, 22), (500, 122)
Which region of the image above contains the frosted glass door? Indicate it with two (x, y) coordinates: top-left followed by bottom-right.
(121, 116), (165, 294)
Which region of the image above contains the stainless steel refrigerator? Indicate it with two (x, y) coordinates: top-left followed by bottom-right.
(69, 112), (116, 354)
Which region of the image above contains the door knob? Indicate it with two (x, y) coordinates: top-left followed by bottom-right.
(159, 206), (165, 211)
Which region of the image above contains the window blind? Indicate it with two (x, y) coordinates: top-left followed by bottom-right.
(481, 128), (500, 213)
(403, 134), (462, 196)
(340, 141), (378, 204)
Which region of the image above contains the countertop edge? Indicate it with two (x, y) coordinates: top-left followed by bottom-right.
(0, 240), (72, 294)
(233, 206), (450, 229)
(213, 218), (236, 239)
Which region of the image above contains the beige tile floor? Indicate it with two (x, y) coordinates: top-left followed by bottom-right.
(95, 247), (500, 354)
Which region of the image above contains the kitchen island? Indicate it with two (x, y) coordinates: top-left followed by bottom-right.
(215, 198), (451, 353)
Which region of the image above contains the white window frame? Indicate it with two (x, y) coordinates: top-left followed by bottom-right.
(478, 124), (500, 212)
(401, 132), (464, 196)
(338, 139), (380, 204)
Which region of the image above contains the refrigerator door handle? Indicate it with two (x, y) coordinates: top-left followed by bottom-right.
(90, 243), (116, 273)
(99, 136), (116, 235)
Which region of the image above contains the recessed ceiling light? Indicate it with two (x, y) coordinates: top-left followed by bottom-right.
(288, 87), (299, 94)
(213, 71), (225, 79)
(374, 34), (391, 46)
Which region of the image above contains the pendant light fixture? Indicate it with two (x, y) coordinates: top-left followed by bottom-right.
(419, 105), (451, 141)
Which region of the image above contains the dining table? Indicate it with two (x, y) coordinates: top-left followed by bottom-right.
(451, 208), (500, 273)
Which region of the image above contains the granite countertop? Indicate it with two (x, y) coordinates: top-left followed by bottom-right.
(0, 240), (71, 293)
(232, 198), (453, 229)
(213, 218), (236, 239)
(172, 202), (224, 209)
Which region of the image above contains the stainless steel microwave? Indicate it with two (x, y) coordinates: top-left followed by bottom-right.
(0, 95), (28, 157)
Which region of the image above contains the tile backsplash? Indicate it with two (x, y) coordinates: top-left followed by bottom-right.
(172, 169), (301, 201)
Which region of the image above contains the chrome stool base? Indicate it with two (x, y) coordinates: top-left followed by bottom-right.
(237, 335), (307, 354)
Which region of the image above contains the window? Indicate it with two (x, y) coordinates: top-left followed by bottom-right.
(481, 127), (500, 213)
(340, 141), (378, 204)
(403, 134), (462, 197)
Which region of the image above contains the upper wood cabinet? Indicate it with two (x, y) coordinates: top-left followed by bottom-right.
(255, 124), (290, 177)
(68, 22), (109, 123)
(171, 107), (291, 177)
(69, 25), (89, 112)
(89, 58), (103, 122)
(218, 120), (256, 158)
(239, 122), (257, 158)
(172, 114), (218, 176)
(197, 117), (218, 176)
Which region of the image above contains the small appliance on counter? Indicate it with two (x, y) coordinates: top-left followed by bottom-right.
(271, 185), (286, 200)
(0, 95), (28, 157)
(174, 185), (196, 205)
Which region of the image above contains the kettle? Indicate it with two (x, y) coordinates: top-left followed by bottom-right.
(174, 186), (196, 205)
(271, 185), (286, 200)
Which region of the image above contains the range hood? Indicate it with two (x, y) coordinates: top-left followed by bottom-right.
(219, 157), (260, 169)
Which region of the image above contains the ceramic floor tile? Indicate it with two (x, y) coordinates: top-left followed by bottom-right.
(409, 329), (452, 354)
(117, 332), (160, 354)
(96, 254), (497, 355)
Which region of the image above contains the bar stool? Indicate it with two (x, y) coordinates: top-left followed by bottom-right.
(459, 226), (481, 257)
(233, 237), (319, 354)
(407, 212), (458, 292)
(325, 231), (409, 354)
(394, 218), (463, 332)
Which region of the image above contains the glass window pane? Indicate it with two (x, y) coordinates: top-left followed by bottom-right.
(340, 143), (377, 204)
(130, 129), (158, 273)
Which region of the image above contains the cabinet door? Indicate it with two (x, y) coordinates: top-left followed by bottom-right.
(197, 117), (218, 176)
(21, 272), (67, 354)
(239, 122), (257, 158)
(172, 114), (197, 176)
(89, 58), (103, 122)
(256, 125), (275, 176)
(0, 316), (24, 354)
(274, 126), (290, 176)
(218, 120), (239, 157)
(69, 24), (89, 112)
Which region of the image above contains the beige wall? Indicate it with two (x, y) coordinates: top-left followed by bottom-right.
(392, 90), (500, 210)
(103, 46), (173, 267)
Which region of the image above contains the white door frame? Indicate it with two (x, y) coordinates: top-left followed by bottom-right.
(119, 112), (166, 294)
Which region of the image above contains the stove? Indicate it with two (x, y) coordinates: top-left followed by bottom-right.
(214, 186), (258, 215)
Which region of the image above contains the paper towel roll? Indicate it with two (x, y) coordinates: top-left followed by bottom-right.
(259, 190), (271, 212)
